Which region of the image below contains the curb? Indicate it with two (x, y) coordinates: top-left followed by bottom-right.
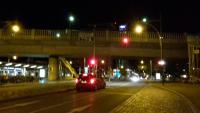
(0, 84), (75, 103)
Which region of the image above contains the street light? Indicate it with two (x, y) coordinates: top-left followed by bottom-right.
(135, 25), (143, 33)
(12, 25), (20, 33)
(140, 18), (163, 60)
(142, 17), (147, 23)
(135, 23), (163, 60)
(68, 15), (75, 30)
(68, 15), (75, 23)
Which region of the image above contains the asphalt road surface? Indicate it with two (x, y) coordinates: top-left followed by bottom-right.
(0, 81), (197, 113)
(0, 81), (145, 113)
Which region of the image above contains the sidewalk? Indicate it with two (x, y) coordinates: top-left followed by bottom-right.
(0, 80), (75, 102)
(109, 84), (200, 113)
(152, 82), (200, 112)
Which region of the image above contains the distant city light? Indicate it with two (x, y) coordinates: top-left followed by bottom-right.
(0, 61), (2, 65)
(140, 60), (144, 64)
(13, 55), (17, 60)
(142, 18), (147, 23)
(5, 63), (12, 66)
(69, 61), (73, 65)
(158, 60), (166, 66)
(67, 73), (71, 77)
(119, 24), (127, 32)
(15, 64), (22, 67)
(23, 64), (30, 68)
(31, 65), (37, 68)
(182, 74), (187, 78)
(101, 60), (105, 64)
(56, 33), (61, 38)
(37, 66), (43, 69)
(119, 25), (126, 29)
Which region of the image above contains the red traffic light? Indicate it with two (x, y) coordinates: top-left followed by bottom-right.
(123, 37), (129, 44)
(90, 58), (96, 65)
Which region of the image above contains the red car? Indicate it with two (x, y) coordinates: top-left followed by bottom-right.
(75, 73), (106, 91)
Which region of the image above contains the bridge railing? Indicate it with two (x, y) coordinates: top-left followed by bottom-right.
(0, 29), (187, 43)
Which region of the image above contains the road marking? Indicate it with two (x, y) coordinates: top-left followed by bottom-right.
(29, 101), (69, 113)
(67, 104), (91, 113)
(0, 100), (39, 111)
(28, 94), (97, 113)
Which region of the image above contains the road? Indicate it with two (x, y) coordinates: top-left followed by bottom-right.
(0, 81), (199, 113)
(0, 81), (144, 113)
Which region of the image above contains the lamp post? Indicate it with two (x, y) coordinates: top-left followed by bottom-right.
(135, 19), (165, 81)
(141, 18), (163, 60)
(68, 15), (75, 28)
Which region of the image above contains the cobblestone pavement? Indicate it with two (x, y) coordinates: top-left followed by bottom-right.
(109, 86), (195, 113)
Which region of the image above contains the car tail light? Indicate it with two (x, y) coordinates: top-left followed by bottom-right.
(90, 78), (95, 84)
(75, 79), (79, 83)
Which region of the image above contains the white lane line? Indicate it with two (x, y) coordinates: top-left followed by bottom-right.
(0, 100), (39, 111)
(67, 104), (91, 113)
(28, 94), (98, 113)
(29, 101), (69, 113)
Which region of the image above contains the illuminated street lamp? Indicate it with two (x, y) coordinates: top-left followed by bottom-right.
(68, 15), (75, 23)
(67, 15), (75, 30)
(12, 25), (20, 33)
(142, 17), (147, 23)
(135, 25), (143, 33)
(141, 19), (163, 60)
(135, 23), (163, 60)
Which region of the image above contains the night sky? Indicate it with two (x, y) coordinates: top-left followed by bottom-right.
(0, 0), (200, 33)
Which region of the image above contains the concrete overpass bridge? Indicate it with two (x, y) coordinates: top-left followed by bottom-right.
(0, 29), (199, 80)
(0, 29), (190, 58)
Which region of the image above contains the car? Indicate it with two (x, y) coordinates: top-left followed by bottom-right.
(75, 73), (106, 91)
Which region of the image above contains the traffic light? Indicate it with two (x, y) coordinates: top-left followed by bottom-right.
(122, 37), (129, 45)
(89, 58), (96, 66)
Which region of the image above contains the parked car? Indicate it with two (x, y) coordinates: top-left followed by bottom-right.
(75, 73), (106, 91)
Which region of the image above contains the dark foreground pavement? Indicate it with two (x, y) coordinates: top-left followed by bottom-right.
(0, 81), (145, 113)
(1, 81), (200, 113)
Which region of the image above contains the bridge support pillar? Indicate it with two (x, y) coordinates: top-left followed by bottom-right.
(48, 57), (59, 81)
